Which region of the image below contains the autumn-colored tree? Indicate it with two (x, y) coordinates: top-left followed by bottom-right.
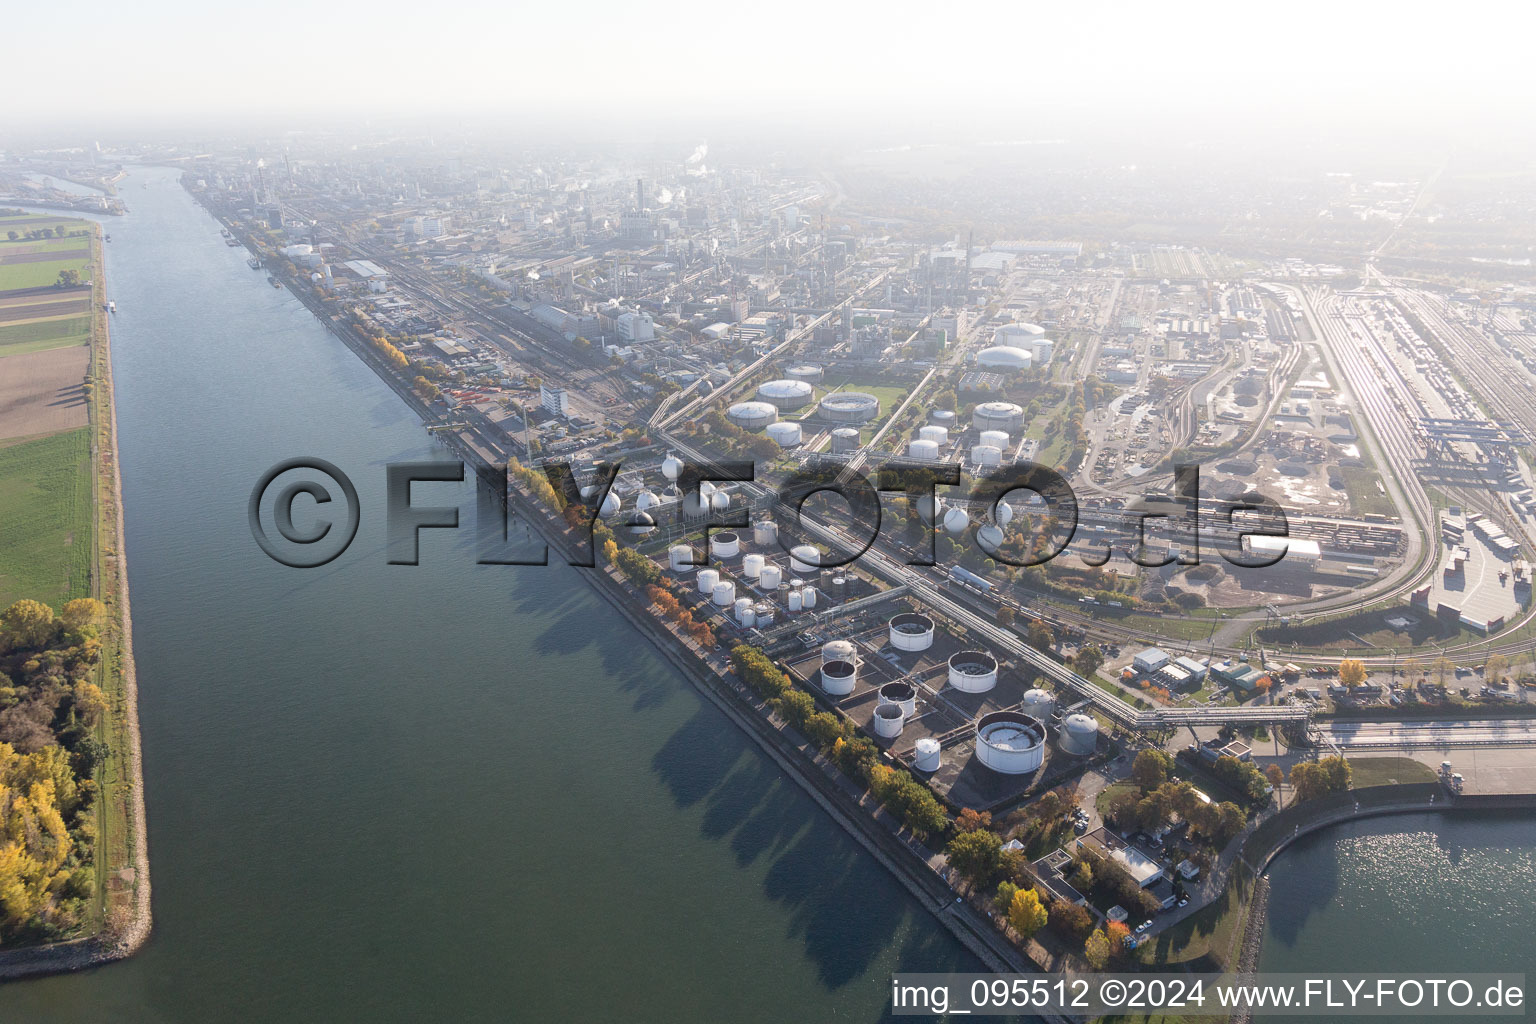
(996, 606), (1015, 627)
(954, 807), (992, 833)
(1264, 763), (1285, 794)
(1338, 658), (1367, 688)
(1084, 929), (1112, 969)
(59, 598), (105, 633)
(1025, 618), (1054, 651)
(0, 601), (56, 651)
(946, 828), (1004, 885)
(1485, 654), (1509, 684)
(1073, 644), (1105, 678)
(71, 682), (108, 729)
(1008, 887), (1048, 937)
(1106, 920), (1132, 956)
(994, 880), (1018, 912)
(1131, 749), (1173, 792)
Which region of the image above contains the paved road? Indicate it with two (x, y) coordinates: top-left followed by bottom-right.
(1321, 717), (1536, 748)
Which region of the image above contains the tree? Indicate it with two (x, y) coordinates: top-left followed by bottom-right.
(946, 829), (1003, 885)
(59, 598), (105, 632)
(1432, 657), (1454, 686)
(0, 600), (56, 651)
(6, 231), (16, 241)
(1073, 644), (1105, 678)
(1084, 929), (1112, 969)
(996, 606), (1015, 627)
(1048, 899), (1094, 943)
(1131, 748), (1172, 792)
(1026, 618), (1054, 651)
(1264, 763), (1285, 803)
(1400, 657), (1422, 681)
(55, 268), (81, 288)
(1338, 658), (1367, 688)
(1106, 920), (1132, 955)
(1008, 888), (1048, 938)
(954, 807), (992, 833)
(1290, 756), (1352, 802)
(994, 880), (1018, 911)
(1485, 654), (1509, 684)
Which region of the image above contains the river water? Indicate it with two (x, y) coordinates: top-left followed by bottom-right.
(0, 166), (977, 1020)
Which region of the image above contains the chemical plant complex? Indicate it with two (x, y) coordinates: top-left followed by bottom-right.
(57, 132), (1536, 982)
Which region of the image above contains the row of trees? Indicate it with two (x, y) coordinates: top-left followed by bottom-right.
(644, 586), (714, 647)
(1289, 756), (1351, 802)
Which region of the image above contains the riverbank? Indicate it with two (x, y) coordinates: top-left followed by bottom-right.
(0, 221), (151, 978)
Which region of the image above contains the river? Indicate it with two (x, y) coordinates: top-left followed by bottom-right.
(0, 165), (978, 1020)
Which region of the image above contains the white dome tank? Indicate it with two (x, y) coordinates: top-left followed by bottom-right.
(995, 500), (1014, 527)
(823, 639), (856, 664)
(711, 580), (736, 607)
(916, 493), (943, 525)
(742, 553), (766, 579)
(756, 378), (814, 410)
(766, 421), (803, 447)
(710, 531), (741, 560)
(977, 523), (1005, 551)
(753, 520), (778, 546)
(943, 506), (971, 535)
(1059, 713), (1099, 756)
(888, 613), (935, 652)
(682, 490), (710, 519)
(627, 511), (655, 535)
(873, 703), (905, 738)
(820, 659), (856, 696)
(908, 439), (940, 460)
(754, 602), (775, 626)
(789, 545), (821, 573)
(975, 711), (1045, 774)
(600, 491), (622, 517)
(697, 568), (720, 595)
(1021, 687), (1055, 719)
(971, 444), (1002, 468)
(726, 401), (778, 430)
(669, 544), (695, 572)
(759, 564), (782, 590)
(662, 454), (683, 481)
(948, 651), (999, 693)
(919, 425), (949, 445)
(711, 490), (730, 511)
(877, 681), (917, 717)
(979, 429), (1010, 450)
(914, 737), (941, 773)
(635, 490), (660, 512)
(788, 590), (803, 613)
(734, 597), (754, 621)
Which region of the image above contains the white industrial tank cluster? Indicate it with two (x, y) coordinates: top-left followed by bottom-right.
(759, 564), (783, 590)
(913, 737), (941, 773)
(873, 702), (905, 739)
(726, 400), (778, 430)
(1058, 713), (1099, 756)
(754, 602), (775, 626)
(1021, 687), (1055, 720)
(975, 711), (1046, 774)
(817, 391), (881, 424)
(821, 659), (857, 696)
(734, 598), (755, 627)
(972, 401), (1025, 433)
(877, 681), (917, 717)
(756, 378), (815, 410)
(888, 612), (935, 651)
(766, 421), (803, 447)
(907, 438), (940, 460)
(830, 427), (861, 454)
(710, 531), (740, 560)
(948, 651), (999, 693)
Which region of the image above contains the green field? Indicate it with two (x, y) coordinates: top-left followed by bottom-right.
(0, 255), (91, 291)
(0, 314), (91, 358)
(0, 427), (94, 609)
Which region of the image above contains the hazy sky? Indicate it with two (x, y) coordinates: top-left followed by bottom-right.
(5, 0), (1534, 128)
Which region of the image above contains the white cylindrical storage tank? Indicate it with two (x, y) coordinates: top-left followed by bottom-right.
(756, 378), (815, 410)
(785, 363), (824, 383)
(739, 606), (756, 628)
(914, 737), (941, 773)
(669, 544), (695, 572)
(818, 391), (881, 424)
(929, 409), (958, 428)
(697, 568), (720, 595)
(972, 401), (1025, 433)
(741, 553), (765, 579)
(919, 425), (949, 445)
(726, 400), (779, 430)
(754, 602), (774, 626)
(877, 681), (917, 718)
(943, 505), (971, 535)
(710, 531), (741, 560)
(975, 711), (1046, 774)
(976, 346), (1032, 371)
(971, 444), (1002, 468)
(753, 520), (778, 546)
(830, 427), (861, 454)
(979, 429), (1010, 450)
(734, 596), (754, 620)
(820, 659), (857, 696)
(787, 590), (803, 613)
(759, 564), (782, 590)
(908, 438), (940, 461)
(948, 651), (999, 693)
(766, 421), (803, 447)
(1059, 713), (1100, 756)
(802, 586), (817, 609)
(873, 703), (905, 739)
(822, 639), (856, 664)
(888, 613), (936, 652)
(1021, 687), (1055, 720)
(789, 545), (821, 574)
(712, 580), (736, 607)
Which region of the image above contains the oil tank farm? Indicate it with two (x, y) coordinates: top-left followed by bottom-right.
(727, 400), (778, 430)
(972, 401), (1025, 433)
(1058, 713), (1099, 755)
(948, 650), (999, 693)
(975, 711), (1046, 774)
(889, 612), (935, 651)
(818, 391), (881, 424)
(756, 378), (815, 410)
